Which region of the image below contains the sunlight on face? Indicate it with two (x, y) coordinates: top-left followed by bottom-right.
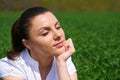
(27, 12), (66, 58)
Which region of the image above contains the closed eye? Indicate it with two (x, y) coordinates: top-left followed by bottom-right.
(56, 26), (61, 29)
(41, 32), (49, 36)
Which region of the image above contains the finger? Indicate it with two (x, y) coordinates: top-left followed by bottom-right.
(64, 39), (70, 51)
(67, 38), (75, 53)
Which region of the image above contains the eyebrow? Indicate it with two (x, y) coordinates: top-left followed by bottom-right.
(37, 21), (60, 32)
(55, 21), (60, 27)
(37, 27), (48, 33)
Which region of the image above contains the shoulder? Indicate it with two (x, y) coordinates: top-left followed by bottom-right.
(0, 52), (25, 67)
(66, 57), (77, 75)
(0, 50), (28, 70)
(0, 54), (26, 78)
(0, 57), (14, 78)
(66, 57), (73, 65)
(0, 57), (12, 67)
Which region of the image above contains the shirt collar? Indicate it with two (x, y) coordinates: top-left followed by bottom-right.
(22, 49), (39, 67)
(21, 49), (58, 79)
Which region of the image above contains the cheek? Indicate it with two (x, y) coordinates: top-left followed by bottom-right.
(30, 40), (53, 54)
(29, 36), (52, 49)
(37, 37), (53, 50)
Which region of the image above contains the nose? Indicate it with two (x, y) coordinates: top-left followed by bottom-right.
(53, 29), (62, 41)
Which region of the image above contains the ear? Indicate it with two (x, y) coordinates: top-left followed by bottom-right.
(22, 39), (31, 49)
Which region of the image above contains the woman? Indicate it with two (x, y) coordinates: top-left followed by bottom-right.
(0, 7), (77, 80)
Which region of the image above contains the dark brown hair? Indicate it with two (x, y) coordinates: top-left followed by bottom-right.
(7, 7), (50, 60)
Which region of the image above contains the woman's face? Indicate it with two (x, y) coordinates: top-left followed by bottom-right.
(25, 12), (66, 57)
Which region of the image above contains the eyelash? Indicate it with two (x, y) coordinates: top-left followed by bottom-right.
(56, 26), (61, 29)
(41, 32), (49, 36)
(41, 26), (61, 36)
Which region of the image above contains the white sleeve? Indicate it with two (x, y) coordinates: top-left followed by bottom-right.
(0, 60), (10, 77)
(66, 57), (77, 75)
(0, 59), (26, 79)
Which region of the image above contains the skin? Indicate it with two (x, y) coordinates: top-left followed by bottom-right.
(1, 12), (77, 80)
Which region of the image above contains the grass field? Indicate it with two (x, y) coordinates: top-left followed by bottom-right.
(0, 12), (120, 79)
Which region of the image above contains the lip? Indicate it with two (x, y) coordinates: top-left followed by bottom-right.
(53, 41), (64, 48)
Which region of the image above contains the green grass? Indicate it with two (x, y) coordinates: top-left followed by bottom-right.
(0, 12), (22, 57)
(0, 12), (120, 79)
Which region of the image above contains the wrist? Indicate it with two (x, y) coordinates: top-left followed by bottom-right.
(56, 59), (66, 67)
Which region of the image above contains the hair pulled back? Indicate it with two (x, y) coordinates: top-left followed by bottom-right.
(7, 7), (49, 60)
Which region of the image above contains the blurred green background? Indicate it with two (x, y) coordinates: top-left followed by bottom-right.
(0, 0), (120, 12)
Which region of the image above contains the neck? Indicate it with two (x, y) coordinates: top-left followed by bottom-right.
(29, 50), (53, 80)
(38, 56), (53, 68)
(29, 50), (54, 68)
(38, 56), (53, 80)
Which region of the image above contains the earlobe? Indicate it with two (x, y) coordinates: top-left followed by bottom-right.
(22, 39), (31, 49)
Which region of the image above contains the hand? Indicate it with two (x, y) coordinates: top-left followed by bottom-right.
(56, 38), (75, 62)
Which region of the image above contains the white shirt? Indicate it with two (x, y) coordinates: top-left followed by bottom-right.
(0, 49), (76, 80)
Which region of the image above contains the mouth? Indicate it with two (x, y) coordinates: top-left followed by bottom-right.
(53, 41), (64, 48)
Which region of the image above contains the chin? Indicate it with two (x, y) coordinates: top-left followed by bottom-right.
(54, 47), (65, 56)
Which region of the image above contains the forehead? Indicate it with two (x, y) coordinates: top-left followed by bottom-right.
(31, 12), (58, 27)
